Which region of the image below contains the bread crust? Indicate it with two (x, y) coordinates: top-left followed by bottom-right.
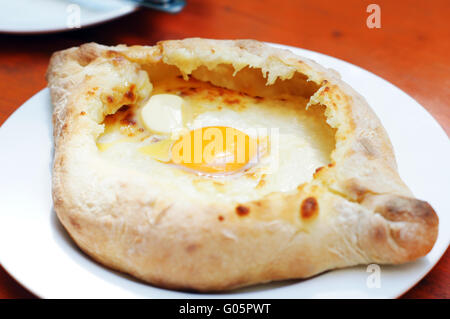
(46, 38), (438, 291)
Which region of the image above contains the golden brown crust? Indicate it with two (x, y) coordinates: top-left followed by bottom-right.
(47, 38), (438, 291)
(361, 194), (438, 262)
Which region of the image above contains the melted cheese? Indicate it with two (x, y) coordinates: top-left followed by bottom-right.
(96, 76), (335, 203)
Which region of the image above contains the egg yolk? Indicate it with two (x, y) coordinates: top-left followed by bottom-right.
(171, 126), (259, 175)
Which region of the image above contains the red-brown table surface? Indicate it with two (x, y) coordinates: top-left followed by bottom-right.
(0, 0), (448, 299)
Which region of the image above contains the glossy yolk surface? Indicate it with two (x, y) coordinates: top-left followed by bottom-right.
(171, 126), (259, 175)
(139, 126), (261, 175)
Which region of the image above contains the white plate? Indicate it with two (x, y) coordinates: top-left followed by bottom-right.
(0, 44), (449, 299)
(0, 0), (137, 34)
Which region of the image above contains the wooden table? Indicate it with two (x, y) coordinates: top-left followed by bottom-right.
(0, 0), (448, 299)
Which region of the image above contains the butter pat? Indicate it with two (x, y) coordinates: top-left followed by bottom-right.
(141, 94), (184, 133)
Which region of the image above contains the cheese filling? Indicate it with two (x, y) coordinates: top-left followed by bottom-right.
(96, 76), (335, 202)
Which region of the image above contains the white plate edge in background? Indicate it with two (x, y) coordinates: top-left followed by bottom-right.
(0, 0), (137, 34)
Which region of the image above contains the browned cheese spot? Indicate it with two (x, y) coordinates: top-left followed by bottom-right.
(313, 166), (324, 177)
(118, 105), (130, 112)
(106, 50), (121, 59)
(300, 197), (319, 219)
(236, 205), (250, 217)
(120, 110), (136, 126)
(124, 90), (134, 100)
(224, 98), (240, 105)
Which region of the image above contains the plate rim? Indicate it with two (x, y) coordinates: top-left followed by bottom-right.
(0, 3), (138, 35)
